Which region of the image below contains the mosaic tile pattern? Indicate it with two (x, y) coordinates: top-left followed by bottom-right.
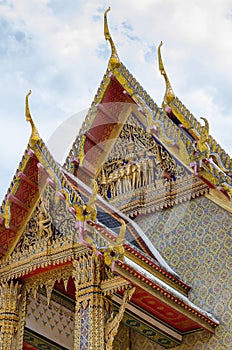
(113, 323), (130, 349)
(113, 325), (165, 350)
(80, 306), (89, 350)
(25, 292), (74, 349)
(134, 195), (232, 350)
(130, 328), (167, 350)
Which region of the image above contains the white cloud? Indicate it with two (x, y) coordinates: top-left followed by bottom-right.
(0, 0), (231, 201)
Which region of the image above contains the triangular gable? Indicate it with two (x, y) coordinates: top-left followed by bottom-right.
(0, 146), (41, 257)
(0, 127), (85, 259)
(63, 19), (232, 214)
(0, 118), (179, 270)
(0, 10), (221, 344)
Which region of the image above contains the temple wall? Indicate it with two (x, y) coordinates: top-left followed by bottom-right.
(134, 195), (231, 349)
(113, 324), (166, 350)
(25, 291), (74, 348)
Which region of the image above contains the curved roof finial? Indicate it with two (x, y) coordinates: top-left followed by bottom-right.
(195, 117), (210, 156)
(158, 42), (175, 106)
(104, 7), (120, 70)
(200, 117), (209, 142)
(25, 90), (40, 147)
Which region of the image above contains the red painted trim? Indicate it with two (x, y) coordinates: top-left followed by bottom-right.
(84, 131), (106, 151)
(27, 148), (37, 159)
(7, 194), (29, 211)
(17, 171), (38, 188)
(0, 245), (6, 254)
(116, 260), (218, 329)
(23, 342), (38, 350)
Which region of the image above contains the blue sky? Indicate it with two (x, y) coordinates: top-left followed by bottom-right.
(0, 0), (232, 201)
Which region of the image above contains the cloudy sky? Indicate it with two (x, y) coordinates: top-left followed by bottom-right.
(0, 0), (232, 201)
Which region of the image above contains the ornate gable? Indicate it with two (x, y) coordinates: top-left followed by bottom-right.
(96, 110), (208, 217)
(0, 8), (227, 350)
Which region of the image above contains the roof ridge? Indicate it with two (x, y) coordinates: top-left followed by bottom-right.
(63, 62), (161, 173)
(172, 96), (232, 172)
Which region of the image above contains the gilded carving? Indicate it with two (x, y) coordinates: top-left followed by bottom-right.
(191, 117), (210, 169)
(14, 286), (27, 350)
(42, 185), (77, 238)
(98, 218), (126, 267)
(104, 7), (121, 70)
(97, 113), (179, 202)
(25, 90), (40, 147)
(14, 201), (59, 254)
(105, 286), (135, 350)
(0, 281), (22, 350)
(73, 252), (105, 350)
(25, 265), (72, 298)
(158, 42), (175, 107)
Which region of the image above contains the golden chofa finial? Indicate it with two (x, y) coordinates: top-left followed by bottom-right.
(25, 90), (40, 147)
(197, 117), (210, 156)
(104, 7), (120, 70)
(158, 41), (175, 107)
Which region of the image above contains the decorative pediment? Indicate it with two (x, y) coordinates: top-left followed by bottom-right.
(96, 112), (208, 216)
(13, 201), (60, 256)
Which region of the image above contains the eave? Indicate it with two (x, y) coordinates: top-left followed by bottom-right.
(114, 259), (218, 334)
(0, 146), (41, 258)
(0, 136), (85, 259)
(64, 56), (232, 213)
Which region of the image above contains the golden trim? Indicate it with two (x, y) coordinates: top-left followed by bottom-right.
(205, 190), (232, 214)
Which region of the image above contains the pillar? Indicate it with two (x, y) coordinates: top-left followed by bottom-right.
(0, 281), (22, 350)
(73, 252), (106, 350)
(73, 251), (135, 350)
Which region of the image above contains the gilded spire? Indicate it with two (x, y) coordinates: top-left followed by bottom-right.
(104, 7), (120, 70)
(25, 90), (40, 147)
(158, 41), (175, 106)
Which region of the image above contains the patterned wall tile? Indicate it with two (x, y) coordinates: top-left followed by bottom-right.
(26, 291), (74, 349)
(135, 196), (232, 350)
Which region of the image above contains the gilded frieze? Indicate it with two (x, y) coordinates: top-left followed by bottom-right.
(96, 112), (207, 216)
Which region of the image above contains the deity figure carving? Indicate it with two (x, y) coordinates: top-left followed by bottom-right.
(105, 286), (135, 350)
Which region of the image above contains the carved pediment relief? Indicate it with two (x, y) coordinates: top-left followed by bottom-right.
(14, 201), (58, 255)
(96, 113), (207, 215)
(13, 185), (76, 256)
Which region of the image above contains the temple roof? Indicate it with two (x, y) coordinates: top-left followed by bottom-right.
(0, 89), (219, 340)
(0, 128), (219, 338)
(63, 9), (232, 213)
(1, 7), (229, 346)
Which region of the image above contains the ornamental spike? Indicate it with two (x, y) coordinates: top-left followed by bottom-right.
(158, 41), (175, 106)
(25, 90), (40, 147)
(104, 7), (120, 69)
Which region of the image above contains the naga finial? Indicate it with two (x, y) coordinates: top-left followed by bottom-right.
(25, 90), (40, 147)
(158, 41), (175, 106)
(199, 117), (209, 144)
(105, 286), (135, 350)
(117, 218), (126, 245)
(196, 117), (210, 156)
(104, 7), (120, 70)
(86, 179), (98, 221)
(25, 90), (32, 122)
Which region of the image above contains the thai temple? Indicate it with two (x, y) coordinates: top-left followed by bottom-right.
(0, 8), (231, 350)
